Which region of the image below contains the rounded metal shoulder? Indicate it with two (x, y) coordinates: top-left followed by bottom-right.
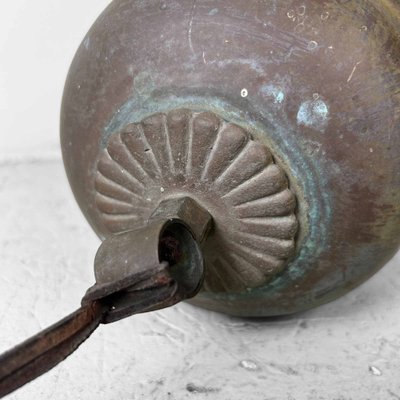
(61, 0), (400, 316)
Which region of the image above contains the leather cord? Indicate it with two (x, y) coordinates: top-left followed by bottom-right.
(0, 301), (105, 398)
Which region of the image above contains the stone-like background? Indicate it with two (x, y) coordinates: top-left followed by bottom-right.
(1, 2), (400, 399)
(0, 0), (110, 160)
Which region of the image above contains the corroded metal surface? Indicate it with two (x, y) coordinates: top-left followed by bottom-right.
(85, 196), (209, 322)
(2, 161), (400, 399)
(61, 0), (400, 316)
(94, 109), (298, 293)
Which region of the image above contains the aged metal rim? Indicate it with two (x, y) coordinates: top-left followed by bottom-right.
(94, 108), (300, 294)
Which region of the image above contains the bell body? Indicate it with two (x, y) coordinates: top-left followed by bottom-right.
(61, 0), (400, 316)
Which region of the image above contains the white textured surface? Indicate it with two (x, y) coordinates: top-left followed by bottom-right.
(1, 160), (400, 400)
(0, 0), (111, 160)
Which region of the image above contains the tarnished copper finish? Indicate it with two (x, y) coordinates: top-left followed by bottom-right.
(94, 109), (298, 293)
(61, 0), (400, 316)
(84, 196), (210, 323)
(2, 0), (400, 396)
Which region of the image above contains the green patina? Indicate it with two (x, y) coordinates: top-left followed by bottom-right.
(103, 89), (333, 301)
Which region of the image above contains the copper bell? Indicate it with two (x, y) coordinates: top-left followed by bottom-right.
(61, 0), (400, 317)
(1, 0), (400, 397)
